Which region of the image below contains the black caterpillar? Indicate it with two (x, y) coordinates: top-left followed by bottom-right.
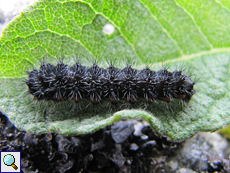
(26, 62), (195, 104)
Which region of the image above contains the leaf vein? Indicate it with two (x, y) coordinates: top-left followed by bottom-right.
(81, 0), (142, 63)
(215, 0), (230, 13)
(139, 0), (184, 56)
(174, 0), (214, 49)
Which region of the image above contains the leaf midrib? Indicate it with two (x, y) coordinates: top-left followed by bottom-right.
(1, 0), (230, 79)
(0, 47), (230, 79)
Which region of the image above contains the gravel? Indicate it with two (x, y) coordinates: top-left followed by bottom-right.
(1, 111), (230, 172)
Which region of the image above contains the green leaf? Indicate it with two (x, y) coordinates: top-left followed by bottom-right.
(0, 0), (229, 141)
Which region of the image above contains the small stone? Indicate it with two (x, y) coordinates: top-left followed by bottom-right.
(168, 160), (178, 171)
(23, 133), (37, 145)
(111, 120), (135, 144)
(133, 122), (144, 137)
(130, 143), (139, 151)
(109, 144), (126, 167)
(176, 168), (196, 173)
(141, 134), (149, 140)
(142, 140), (157, 148)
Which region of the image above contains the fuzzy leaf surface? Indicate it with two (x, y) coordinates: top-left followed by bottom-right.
(0, 0), (229, 141)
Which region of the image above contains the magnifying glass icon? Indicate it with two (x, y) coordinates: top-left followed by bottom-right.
(3, 154), (18, 170)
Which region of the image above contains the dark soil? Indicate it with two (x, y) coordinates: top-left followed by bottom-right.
(0, 111), (228, 173)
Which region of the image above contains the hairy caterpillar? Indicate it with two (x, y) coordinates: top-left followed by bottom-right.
(26, 61), (195, 105)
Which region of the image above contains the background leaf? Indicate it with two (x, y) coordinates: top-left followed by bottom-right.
(0, 0), (229, 141)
